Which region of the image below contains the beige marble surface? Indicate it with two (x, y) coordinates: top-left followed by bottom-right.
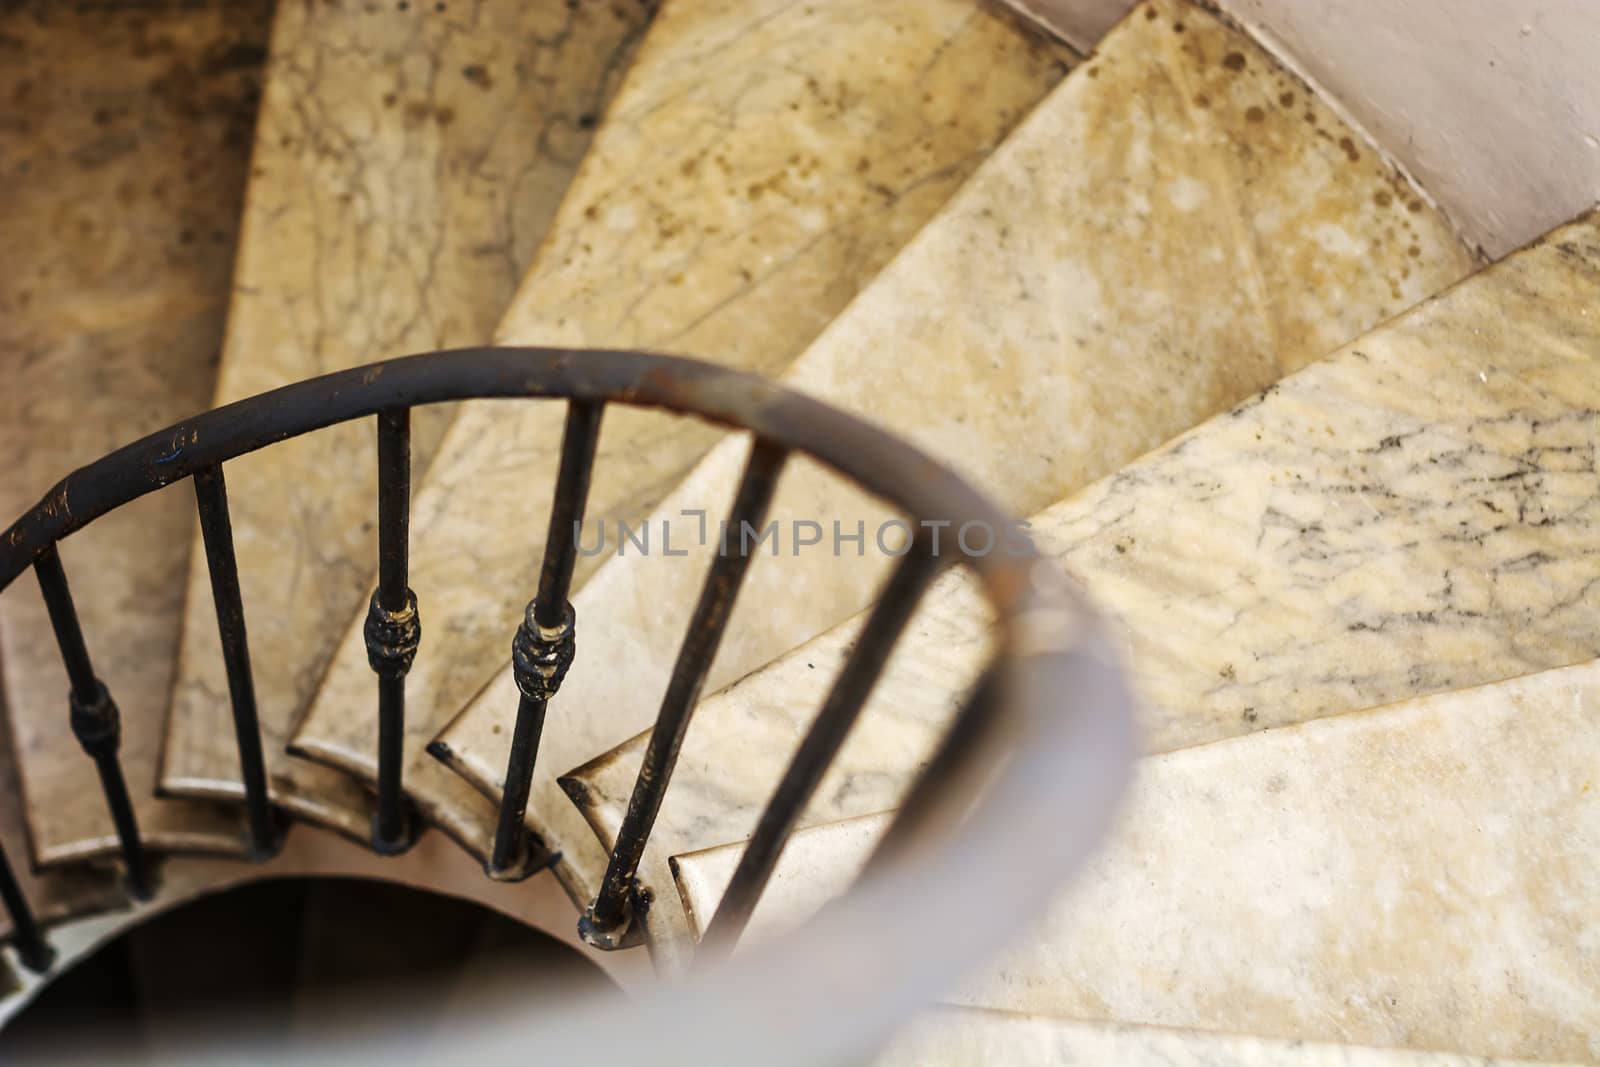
(0, 1), (272, 864)
(157, 0), (656, 841)
(287, 0), (1074, 860)
(434, 0), (1471, 924)
(570, 210), (1600, 959)
(873, 1008), (1568, 1067)
(674, 659), (1600, 1062)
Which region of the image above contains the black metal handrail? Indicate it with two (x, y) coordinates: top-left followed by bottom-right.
(0, 348), (1135, 993)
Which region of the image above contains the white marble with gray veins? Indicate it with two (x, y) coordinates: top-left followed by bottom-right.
(285, 0), (1075, 862)
(566, 210), (1600, 964)
(873, 1009), (1567, 1067)
(435, 0), (1471, 948)
(158, 0), (655, 841)
(675, 658), (1600, 1063)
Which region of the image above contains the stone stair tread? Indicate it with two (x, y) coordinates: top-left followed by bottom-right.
(285, 0), (1074, 860)
(0, 698), (122, 944)
(0, 0), (271, 864)
(873, 1008), (1569, 1067)
(673, 659), (1600, 1063)
(430, 0), (1469, 927)
(565, 210), (1600, 955)
(156, 0), (654, 842)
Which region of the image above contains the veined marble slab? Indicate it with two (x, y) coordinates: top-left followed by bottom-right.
(433, 0), (1471, 919)
(287, 0), (1075, 859)
(0, 1), (271, 863)
(568, 211), (1600, 957)
(674, 659), (1600, 1062)
(873, 1008), (1567, 1067)
(158, 0), (656, 841)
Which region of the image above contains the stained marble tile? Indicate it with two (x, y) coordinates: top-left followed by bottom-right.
(568, 210), (1600, 958)
(873, 1008), (1568, 1067)
(156, 0), (656, 841)
(286, 0), (1075, 859)
(433, 0), (1471, 927)
(0, 1), (272, 864)
(673, 658), (1600, 1062)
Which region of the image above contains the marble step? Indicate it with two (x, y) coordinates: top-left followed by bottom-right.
(672, 658), (1600, 1063)
(0, 0), (272, 864)
(873, 1008), (1567, 1067)
(285, 0), (1074, 858)
(565, 210), (1600, 958)
(0, 695), (122, 945)
(157, 0), (656, 842)
(429, 0), (1471, 929)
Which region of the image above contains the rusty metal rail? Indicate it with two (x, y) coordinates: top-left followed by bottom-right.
(0, 348), (1135, 1000)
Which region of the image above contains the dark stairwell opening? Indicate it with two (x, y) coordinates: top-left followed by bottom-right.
(2, 876), (612, 1061)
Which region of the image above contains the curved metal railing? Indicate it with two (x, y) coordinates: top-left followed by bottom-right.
(0, 349), (1136, 1051)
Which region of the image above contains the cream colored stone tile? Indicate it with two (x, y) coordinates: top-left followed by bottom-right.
(675, 659), (1600, 1062)
(435, 0), (1470, 918)
(287, 0), (1075, 859)
(569, 210), (1600, 957)
(874, 1008), (1567, 1067)
(0, 1), (271, 864)
(157, 0), (655, 840)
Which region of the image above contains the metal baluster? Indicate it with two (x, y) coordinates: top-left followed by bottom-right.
(698, 530), (944, 960)
(193, 465), (281, 859)
(0, 840), (53, 973)
(581, 440), (788, 948)
(862, 666), (998, 877)
(365, 408), (421, 855)
(33, 544), (151, 899)
(488, 400), (603, 880)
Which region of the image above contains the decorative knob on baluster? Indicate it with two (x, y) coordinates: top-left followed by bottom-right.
(511, 598), (575, 702)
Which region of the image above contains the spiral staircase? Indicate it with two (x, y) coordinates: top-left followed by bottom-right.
(1, 0), (1596, 1063)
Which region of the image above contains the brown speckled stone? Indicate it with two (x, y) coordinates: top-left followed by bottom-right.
(0, 0), (272, 866)
(434, 0), (1472, 962)
(286, 0), (1075, 863)
(157, 0), (657, 842)
(570, 210), (1600, 970)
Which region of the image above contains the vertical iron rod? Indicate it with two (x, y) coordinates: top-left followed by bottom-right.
(366, 408), (421, 855)
(33, 544), (150, 899)
(489, 400), (603, 878)
(0, 840), (52, 973)
(34, 546), (96, 697)
(698, 531), (944, 959)
(863, 666), (998, 877)
(584, 440), (788, 942)
(376, 409), (412, 615)
(193, 465), (280, 859)
(533, 401), (603, 628)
